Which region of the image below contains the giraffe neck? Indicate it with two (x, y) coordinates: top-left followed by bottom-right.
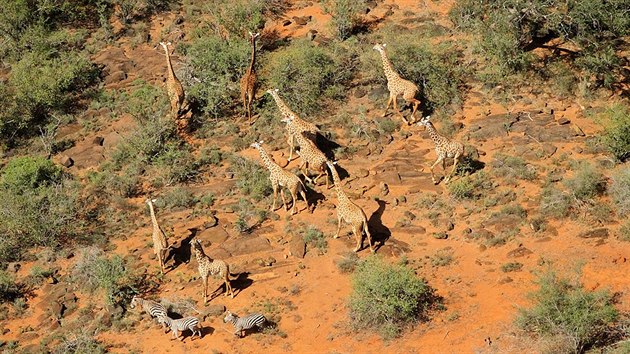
(378, 50), (399, 82)
(255, 145), (275, 171)
(163, 46), (176, 81)
(328, 165), (347, 200)
(270, 92), (294, 117)
(147, 202), (160, 233)
(425, 122), (446, 146)
(194, 244), (212, 264)
(247, 37), (257, 74)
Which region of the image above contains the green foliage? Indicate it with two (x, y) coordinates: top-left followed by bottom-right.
(449, 0), (629, 88)
(185, 33), (249, 118)
(564, 163), (606, 202)
(322, 0), (366, 40)
(72, 248), (142, 307)
(336, 252), (360, 273)
(0, 157), (79, 266)
(0, 156), (62, 193)
(448, 177), (474, 200)
(600, 104), (630, 162)
(0, 271), (20, 303)
(540, 186), (573, 218)
(206, 0), (265, 38)
(517, 270), (619, 353)
(266, 40), (357, 116)
(491, 154), (537, 181)
(349, 256), (436, 339)
(302, 226), (327, 254)
(610, 167), (630, 218)
(161, 187), (197, 209)
(618, 220), (630, 242)
(230, 156), (272, 201)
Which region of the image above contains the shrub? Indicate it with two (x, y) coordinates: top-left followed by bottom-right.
(52, 332), (106, 354)
(266, 40), (357, 116)
(600, 104), (630, 162)
(161, 186), (197, 209)
(501, 262), (523, 273)
(336, 252), (360, 273)
(448, 177), (475, 200)
(609, 167), (630, 217)
(517, 270), (619, 353)
(431, 249), (454, 267)
(491, 154), (537, 181)
(206, 0), (265, 38)
(564, 163), (606, 202)
(322, 0), (366, 40)
(185, 34), (249, 118)
(230, 156), (271, 201)
(349, 256), (436, 339)
(0, 271), (20, 303)
(0, 157), (79, 266)
(72, 248), (143, 307)
(540, 186), (572, 218)
(302, 226), (327, 254)
(618, 220), (630, 242)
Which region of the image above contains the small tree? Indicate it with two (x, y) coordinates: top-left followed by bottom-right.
(349, 256), (436, 339)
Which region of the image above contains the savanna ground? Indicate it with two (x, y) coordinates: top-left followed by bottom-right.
(0, 0), (629, 353)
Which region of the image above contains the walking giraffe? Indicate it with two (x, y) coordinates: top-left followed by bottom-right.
(240, 32), (260, 124)
(417, 116), (464, 184)
(145, 198), (170, 274)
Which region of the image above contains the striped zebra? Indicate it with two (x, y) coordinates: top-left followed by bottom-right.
(130, 296), (168, 330)
(160, 316), (202, 341)
(224, 311), (266, 337)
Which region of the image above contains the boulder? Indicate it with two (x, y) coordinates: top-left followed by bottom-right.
(289, 238), (306, 259)
(578, 228), (609, 239)
(507, 246), (533, 258)
(60, 155), (74, 168)
(92, 136), (105, 146)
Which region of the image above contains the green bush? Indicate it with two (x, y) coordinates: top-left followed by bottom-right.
(185, 34), (249, 118)
(52, 332), (107, 354)
(0, 271), (20, 303)
(322, 0), (366, 40)
(230, 156), (271, 201)
(266, 40), (357, 116)
(600, 104), (630, 162)
(449, 0), (629, 88)
(491, 154), (537, 181)
(564, 163), (606, 202)
(302, 226), (327, 254)
(517, 270), (619, 353)
(349, 256), (436, 339)
(72, 248), (142, 307)
(206, 0), (265, 38)
(540, 186), (572, 218)
(335, 252), (360, 273)
(619, 220), (630, 242)
(0, 156), (79, 266)
(447, 178), (474, 200)
(610, 166), (630, 217)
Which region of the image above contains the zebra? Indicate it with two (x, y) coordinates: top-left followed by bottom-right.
(159, 316), (202, 341)
(130, 296), (168, 330)
(224, 311), (266, 337)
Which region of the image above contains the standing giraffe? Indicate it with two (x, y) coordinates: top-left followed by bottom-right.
(251, 141), (308, 215)
(326, 161), (374, 253)
(146, 198), (170, 274)
(417, 116), (464, 184)
(190, 238), (234, 303)
(159, 42), (186, 119)
(373, 43), (421, 125)
(266, 89), (319, 162)
(282, 116), (331, 189)
(240, 32), (260, 124)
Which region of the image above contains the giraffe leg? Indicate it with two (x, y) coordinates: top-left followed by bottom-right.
(352, 226), (362, 252)
(393, 97), (409, 125)
(226, 276), (234, 298)
(364, 222), (375, 253)
(430, 157), (444, 185)
(383, 95), (393, 117)
(409, 99), (421, 123)
(271, 184), (279, 211)
(202, 276), (208, 304)
(280, 188), (289, 211)
(334, 217), (342, 239)
(445, 154), (462, 183)
(287, 135), (295, 162)
(299, 189), (308, 213)
(290, 189), (298, 215)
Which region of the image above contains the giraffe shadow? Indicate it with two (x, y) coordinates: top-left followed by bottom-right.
(303, 184), (326, 213)
(314, 131), (342, 161)
(208, 272), (253, 302)
(167, 228), (196, 271)
(368, 198), (391, 252)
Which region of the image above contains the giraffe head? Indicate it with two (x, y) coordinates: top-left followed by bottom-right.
(159, 41), (172, 50)
(145, 198), (157, 205)
(373, 43), (387, 53)
(248, 31), (261, 41)
(416, 115), (432, 129)
(266, 88), (279, 96)
(280, 114), (295, 125)
(250, 140), (264, 149)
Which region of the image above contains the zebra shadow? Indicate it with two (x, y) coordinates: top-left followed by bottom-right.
(368, 198), (391, 252)
(208, 272), (253, 302)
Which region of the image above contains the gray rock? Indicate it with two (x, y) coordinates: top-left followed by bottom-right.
(578, 228), (609, 239)
(60, 155), (74, 168)
(93, 136), (105, 146)
(507, 246), (533, 258)
(205, 304), (226, 317)
(282, 20), (291, 26)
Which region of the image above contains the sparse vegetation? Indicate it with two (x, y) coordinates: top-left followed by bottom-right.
(491, 154), (537, 181)
(0, 271), (20, 303)
(230, 156), (272, 201)
(448, 177), (475, 200)
(301, 226), (328, 254)
(501, 262), (523, 273)
(610, 166), (630, 217)
(322, 0), (366, 40)
(336, 252), (360, 273)
(431, 249), (454, 267)
(600, 104), (630, 162)
(517, 270), (620, 353)
(349, 256), (437, 339)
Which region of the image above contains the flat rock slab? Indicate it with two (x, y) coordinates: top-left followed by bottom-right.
(578, 228), (609, 239)
(220, 236), (273, 257)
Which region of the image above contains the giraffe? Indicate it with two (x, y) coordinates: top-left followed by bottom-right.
(373, 43), (421, 125)
(190, 238), (234, 303)
(326, 161), (374, 253)
(266, 88), (319, 162)
(417, 116), (464, 184)
(240, 32), (260, 125)
(159, 42), (186, 120)
(145, 198), (170, 274)
(251, 141), (308, 215)
(282, 116), (330, 189)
